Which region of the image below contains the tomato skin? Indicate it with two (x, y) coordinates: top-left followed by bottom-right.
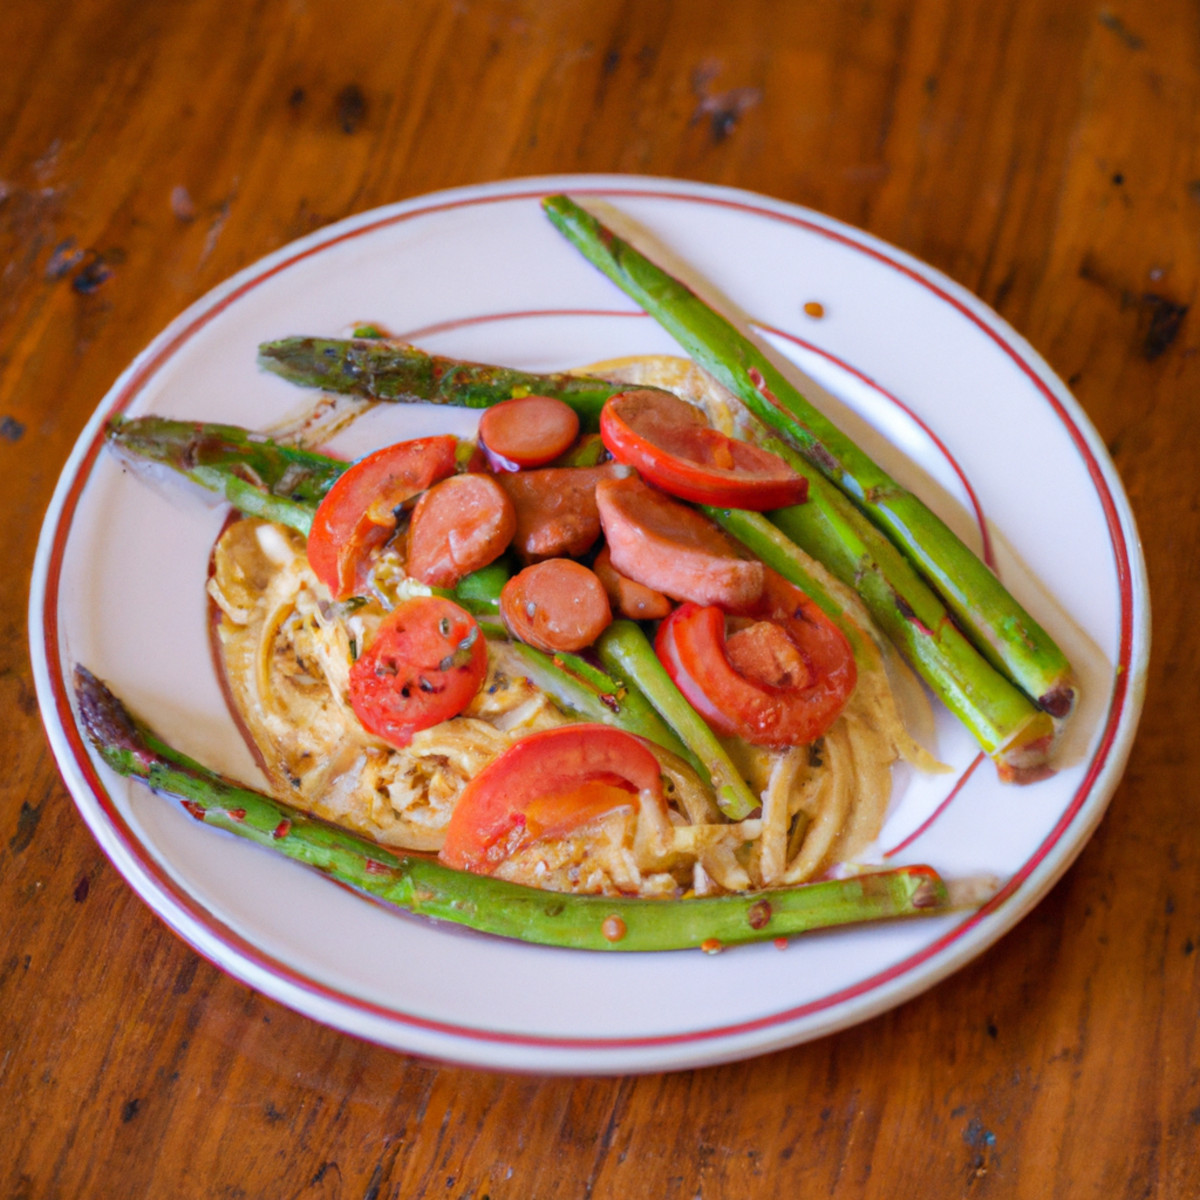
(349, 596), (487, 749)
(600, 389), (808, 510)
(307, 435), (459, 599)
(655, 574), (856, 748)
(439, 724), (664, 874)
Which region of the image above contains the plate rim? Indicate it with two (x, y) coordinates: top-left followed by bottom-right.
(28, 172), (1151, 1073)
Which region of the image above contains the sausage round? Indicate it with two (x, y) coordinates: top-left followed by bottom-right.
(499, 558), (613, 653)
(406, 472), (516, 588)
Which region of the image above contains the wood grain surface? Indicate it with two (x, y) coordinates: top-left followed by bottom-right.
(3, 0), (1196, 1195)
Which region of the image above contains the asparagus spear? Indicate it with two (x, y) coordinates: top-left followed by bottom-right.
(74, 666), (947, 951)
(106, 416), (342, 535)
(497, 635), (698, 769)
(258, 336), (659, 432)
(541, 192), (1076, 719)
(437, 562), (703, 768)
(596, 621), (761, 819)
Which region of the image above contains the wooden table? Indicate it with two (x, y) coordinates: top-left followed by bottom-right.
(3, 0), (1193, 1194)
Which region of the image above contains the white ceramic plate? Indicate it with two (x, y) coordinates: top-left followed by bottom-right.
(30, 175), (1148, 1074)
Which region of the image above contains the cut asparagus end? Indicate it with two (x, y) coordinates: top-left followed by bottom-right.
(105, 416), (339, 534)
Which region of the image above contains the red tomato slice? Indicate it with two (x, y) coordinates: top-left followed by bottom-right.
(655, 573), (856, 748)
(307, 435), (459, 599)
(478, 394), (581, 470)
(349, 596), (487, 749)
(600, 389), (808, 510)
(439, 724), (664, 874)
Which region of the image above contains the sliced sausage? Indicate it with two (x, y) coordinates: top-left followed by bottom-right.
(500, 559), (613, 653)
(495, 463), (626, 562)
(593, 544), (673, 621)
(595, 475), (764, 610)
(478, 395), (581, 470)
(406, 472), (516, 588)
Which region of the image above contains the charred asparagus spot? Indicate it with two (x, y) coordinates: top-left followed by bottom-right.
(541, 192), (1076, 720)
(257, 337), (672, 432)
(73, 667), (949, 951)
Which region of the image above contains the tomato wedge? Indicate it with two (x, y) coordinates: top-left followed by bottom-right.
(600, 388), (808, 510)
(307, 435), (459, 599)
(349, 596), (487, 749)
(655, 572), (856, 748)
(439, 724), (664, 874)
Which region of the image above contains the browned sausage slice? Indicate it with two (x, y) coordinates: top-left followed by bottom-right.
(406, 473), (516, 587)
(499, 559), (613, 653)
(596, 475), (764, 610)
(593, 544), (673, 621)
(478, 395), (581, 469)
(495, 463), (626, 562)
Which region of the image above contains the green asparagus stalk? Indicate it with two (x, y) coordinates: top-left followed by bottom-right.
(444, 562), (700, 768)
(74, 666), (947, 950)
(501, 638), (698, 769)
(468, 581), (756, 808)
(258, 336), (659, 431)
(541, 193), (1076, 719)
(106, 416), (343, 535)
(442, 559), (513, 615)
(700, 506), (870, 652)
(596, 620), (761, 820)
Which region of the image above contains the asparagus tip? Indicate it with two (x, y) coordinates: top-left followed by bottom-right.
(73, 666), (153, 775)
